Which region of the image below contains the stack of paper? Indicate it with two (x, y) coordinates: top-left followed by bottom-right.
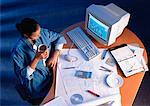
(109, 44), (148, 77)
(128, 44), (149, 72)
(55, 49), (121, 106)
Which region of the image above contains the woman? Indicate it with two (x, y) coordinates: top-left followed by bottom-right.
(12, 18), (66, 104)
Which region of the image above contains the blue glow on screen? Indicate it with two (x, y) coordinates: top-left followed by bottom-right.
(88, 14), (109, 41)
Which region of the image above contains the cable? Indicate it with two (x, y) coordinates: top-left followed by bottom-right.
(67, 43), (78, 62)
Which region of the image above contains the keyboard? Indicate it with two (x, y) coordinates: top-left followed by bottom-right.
(67, 27), (100, 60)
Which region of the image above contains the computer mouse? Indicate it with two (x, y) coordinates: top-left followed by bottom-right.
(64, 54), (77, 62)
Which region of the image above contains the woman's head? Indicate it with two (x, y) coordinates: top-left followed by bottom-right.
(16, 18), (40, 40)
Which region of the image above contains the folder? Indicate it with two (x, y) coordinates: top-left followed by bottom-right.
(109, 44), (144, 77)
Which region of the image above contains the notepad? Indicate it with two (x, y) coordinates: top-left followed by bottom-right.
(109, 44), (144, 77)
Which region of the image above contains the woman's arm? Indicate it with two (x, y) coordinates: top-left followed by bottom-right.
(42, 29), (66, 70)
(46, 50), (60, 70)
(13, 48), (50, 93)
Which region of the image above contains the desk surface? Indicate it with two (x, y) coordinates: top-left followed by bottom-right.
(41, 22), (148, 106)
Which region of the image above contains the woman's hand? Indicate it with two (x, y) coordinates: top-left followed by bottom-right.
(30, 49), (49, 70)
(35, 49), (49, 60)
(46, 50), (60, 70)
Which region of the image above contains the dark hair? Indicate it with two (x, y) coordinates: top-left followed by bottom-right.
(16, 18), (39, 36)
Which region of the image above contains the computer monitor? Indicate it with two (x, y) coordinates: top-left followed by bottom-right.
(85, 3), (130, 45)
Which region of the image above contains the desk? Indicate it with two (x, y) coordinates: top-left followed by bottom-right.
(41, 22), (148, 106)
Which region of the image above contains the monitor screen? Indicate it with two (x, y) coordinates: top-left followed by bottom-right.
(87, 13), (109, 41)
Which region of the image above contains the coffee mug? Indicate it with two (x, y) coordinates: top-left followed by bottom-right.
(38, 44), (47, 53)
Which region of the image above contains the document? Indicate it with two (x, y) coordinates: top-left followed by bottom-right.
(55, 49), (121, 106)
(76, 94), (121, 106)
(128, 44), (149, 72)
(43, 96), (68, 106)
(109, 44), (146, 77)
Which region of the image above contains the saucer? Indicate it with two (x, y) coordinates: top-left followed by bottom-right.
(106, 73), (123, 88)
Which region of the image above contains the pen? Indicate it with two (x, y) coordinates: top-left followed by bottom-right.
(99, 69), (112, 72)
(100, 66), (112, 72)
(101, 50), (107, 60)
(63, 67), (76, 69)
(86, 90), (100, 97)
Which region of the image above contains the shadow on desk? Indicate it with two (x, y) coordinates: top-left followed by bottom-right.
(133, 55), (150, 106)
(148, 56), (150, 69)
(133, 73), (150, 105)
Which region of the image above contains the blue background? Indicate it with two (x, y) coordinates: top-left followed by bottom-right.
(0, 0), (150, 105)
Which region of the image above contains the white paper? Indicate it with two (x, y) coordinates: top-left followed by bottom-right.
(128, 44), (149, 72)
(43, 96), (68, 106)
(76, 94), (121, 106)
(55, 49), (121, 106)
(111, 46), (135, 62)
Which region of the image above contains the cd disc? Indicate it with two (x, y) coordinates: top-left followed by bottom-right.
(70, 94), (83, 104)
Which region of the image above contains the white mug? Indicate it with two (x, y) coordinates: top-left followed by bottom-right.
(38, 44), (47, 53)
